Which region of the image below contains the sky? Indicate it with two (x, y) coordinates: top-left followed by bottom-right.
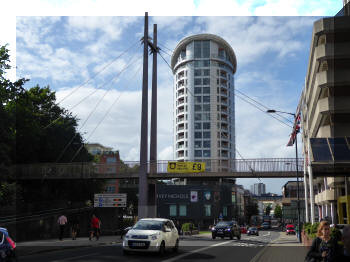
(0, 0), (344, 194)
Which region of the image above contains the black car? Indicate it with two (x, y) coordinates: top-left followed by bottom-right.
(247, 227), (259, 236)
(211, 221), (241, 240)
(0, 227), (16, 262)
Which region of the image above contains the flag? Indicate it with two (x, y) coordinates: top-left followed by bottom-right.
(190, 191), (198, 202)
(287, 112), (301, 146)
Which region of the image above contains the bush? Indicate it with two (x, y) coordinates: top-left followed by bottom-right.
(303, 222), (319, 239)
(182, 222), (195, 232)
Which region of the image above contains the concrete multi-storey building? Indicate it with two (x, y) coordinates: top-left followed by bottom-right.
(171, 34), (237, 177)
(300, 5), (350, 224)
(250, 183), (266, 196)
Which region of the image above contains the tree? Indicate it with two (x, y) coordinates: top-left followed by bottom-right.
(274, 204), (282, 219)
(245, 200), (259, 224)
(265, 204), (272, 216)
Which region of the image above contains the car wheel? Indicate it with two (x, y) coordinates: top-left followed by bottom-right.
(221, 236), (224, 239)
(159, 241), (165, 256)
(123, 249), (130, 256)
(212, 235), (216, 239)
(173, 239), (179, 252)
(230, 234), (233, 240)
(237, 234), (241, 240)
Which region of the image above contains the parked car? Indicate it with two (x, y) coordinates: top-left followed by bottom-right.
(286, 224), (296, 235)
(122, 218), (179, 255)
(211, 221), (241, 240)
(261, 222), (271, 230)
(247, 227), (259, 236)
(0, 227), (16, 262)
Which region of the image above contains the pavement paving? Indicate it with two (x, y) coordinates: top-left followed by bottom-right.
(250, 232), (309, 262)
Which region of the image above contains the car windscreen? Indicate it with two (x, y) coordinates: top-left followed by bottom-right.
(249, 227), (257, 230)
(133, 221), (163, 230)
(216, 222), (232, 227)
(286, 226), (294, 229)
(0, 232), (4, 244)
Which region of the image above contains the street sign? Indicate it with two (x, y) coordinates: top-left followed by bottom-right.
(94, 193), (126, 207)
(167, 161), (205, 173)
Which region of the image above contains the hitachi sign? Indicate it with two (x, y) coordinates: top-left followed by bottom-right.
(157, 193), (189, 199)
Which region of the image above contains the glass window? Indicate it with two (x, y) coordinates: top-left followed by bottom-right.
(202, 40), (210, 58)
(203, 104), (210, 111)
(203, 113), (210, 120)
(203, 78), (210, 85)
(195, 132), (202, 139)
(194, 87), (201, 94)
(194, 69), (201, 76)
(194, 122), (202, 129)
(194, 78), (202, 85)
(203, 132), (210, 138)
(203, 122), (210, 129)
(203, 69), (210, 76)
(204, 205), (211, 216)
(195, 113), (201, 121)
(203, 140), (211, 148)
(194, 105), (202, 111)
(194, 60), (201, 67)
(203, 96), (210, 103)
(195, 141), (202, 148)
(170, 205), (177, 216)
(195, 96), (201, 103)
(203, 87), (210, 94)
(195, 150), (202, 157)
(194, 41), (201, 58)
(203, 60), (210, 67)
(223, 206), (227, 216)
(179, 205), (187, 216)
(106, 157), (116, 163)
(203, 150), (211, 157)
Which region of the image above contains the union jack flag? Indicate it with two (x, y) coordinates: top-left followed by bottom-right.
(287, 112), (301, 146)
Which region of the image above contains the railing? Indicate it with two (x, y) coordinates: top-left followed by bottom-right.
(12, 158), (304, 179)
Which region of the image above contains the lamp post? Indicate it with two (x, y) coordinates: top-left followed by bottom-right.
(267, 109), (301, 243)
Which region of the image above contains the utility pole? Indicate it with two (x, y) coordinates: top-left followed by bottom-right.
(149, 23), (158, 218)
(138, 12), (149, 220)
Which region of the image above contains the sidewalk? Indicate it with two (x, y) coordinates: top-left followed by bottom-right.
(250, 232), (309, 262)
(16, 235), (123, 257)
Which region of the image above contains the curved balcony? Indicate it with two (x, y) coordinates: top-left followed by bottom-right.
(210, 54), (234, 71)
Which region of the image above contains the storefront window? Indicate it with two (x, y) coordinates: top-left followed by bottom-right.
(204, 205), (211, 216)
(170, 205), (177, 216)
(179, 205), (187, 216)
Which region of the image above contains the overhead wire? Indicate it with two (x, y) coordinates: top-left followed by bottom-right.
(56, 51), (142, 163)
(70, 61), (144, 162)
(56, 39), (140, 105)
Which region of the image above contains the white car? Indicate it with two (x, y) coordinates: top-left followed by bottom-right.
(122, 218), (179, 255)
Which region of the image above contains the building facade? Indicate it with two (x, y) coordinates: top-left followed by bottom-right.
(171, 34), (237, 174)
(300, 11), (350, 224)
(250, 183), (266, 196)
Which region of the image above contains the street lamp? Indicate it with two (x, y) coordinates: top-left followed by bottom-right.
(267, 109), (301, 243)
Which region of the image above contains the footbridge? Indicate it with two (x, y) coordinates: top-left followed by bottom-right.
(10, 158), (304, 180)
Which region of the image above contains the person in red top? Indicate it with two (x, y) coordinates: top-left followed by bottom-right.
(89, 214), (101, 241)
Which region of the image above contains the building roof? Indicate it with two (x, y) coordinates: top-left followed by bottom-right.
(171, 33), (237, 74)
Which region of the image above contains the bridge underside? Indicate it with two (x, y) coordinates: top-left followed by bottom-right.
(11, 171), (300, 180)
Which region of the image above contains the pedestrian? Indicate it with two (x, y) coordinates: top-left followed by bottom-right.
(305, 220), (341, 262)
(89, 214), (101, 241)
(70, 215), (79, 240)
(189, 222), (193, 236)
(175, 220), (181, 235)
(57, 214), (68, 241)
(333, 225), (350, 261)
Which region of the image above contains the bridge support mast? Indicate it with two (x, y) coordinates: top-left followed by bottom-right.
(138, 12), (149, 220)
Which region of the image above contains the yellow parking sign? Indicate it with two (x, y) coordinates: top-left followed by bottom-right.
(167, 162), (205, 173)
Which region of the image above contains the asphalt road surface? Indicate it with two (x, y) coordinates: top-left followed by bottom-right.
(19, 231), (281, 262)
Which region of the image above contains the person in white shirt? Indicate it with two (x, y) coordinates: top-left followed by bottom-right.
(57, 214), (68, 240)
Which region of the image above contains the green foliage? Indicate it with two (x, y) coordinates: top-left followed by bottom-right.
(0, 182), (18, 207)
(265, 204), (272, 216)
(182, 222), (195, 232)
(274, 204), (282, 219)
(303, 222), (319, 239)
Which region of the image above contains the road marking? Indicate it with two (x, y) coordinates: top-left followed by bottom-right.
(161, 240), (233, 262)
(262, 232), (271, 237)
(51, 252), (98, 262)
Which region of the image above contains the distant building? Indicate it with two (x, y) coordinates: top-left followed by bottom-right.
(85, 143), (113, 155)
(250, 183), (266, 196)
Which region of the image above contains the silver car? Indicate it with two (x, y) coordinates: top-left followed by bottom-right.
(122, 218), (179, 255)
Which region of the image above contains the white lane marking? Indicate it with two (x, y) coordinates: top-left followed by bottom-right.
(162, 240), (233, 262)
(51, 252), (99, 262)
(262, 232), (271, 237)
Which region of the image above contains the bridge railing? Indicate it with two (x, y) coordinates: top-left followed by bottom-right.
(13, 158), (303, 178)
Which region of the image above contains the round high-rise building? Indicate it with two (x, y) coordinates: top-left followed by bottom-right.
(171, 34), (237, 173)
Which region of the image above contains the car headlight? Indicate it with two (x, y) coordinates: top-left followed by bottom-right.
(226, 228), (231, 231)
(150, 233), (159, 240)
(211, 227), (215, 231)
(125, 235), (130, 239)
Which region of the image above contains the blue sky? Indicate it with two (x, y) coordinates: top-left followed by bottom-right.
(1, 0), (344, 194)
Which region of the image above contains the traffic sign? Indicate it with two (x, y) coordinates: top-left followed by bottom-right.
(94, 193), (126, 207)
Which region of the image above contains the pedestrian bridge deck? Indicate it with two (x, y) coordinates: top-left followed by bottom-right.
(11, 158), (305, 179)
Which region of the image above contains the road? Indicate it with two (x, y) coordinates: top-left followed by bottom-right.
(19, 230), (284, 262)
